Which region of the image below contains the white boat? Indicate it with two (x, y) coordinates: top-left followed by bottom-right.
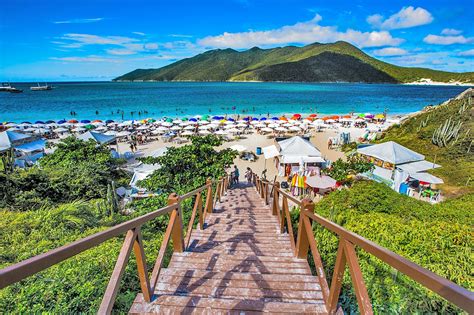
(30, 83), (53, 91)
(0, 83), (23, 93)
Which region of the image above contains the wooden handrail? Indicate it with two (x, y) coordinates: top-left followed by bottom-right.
(0, 176), (229, 314)
(250, 174), (474, 313)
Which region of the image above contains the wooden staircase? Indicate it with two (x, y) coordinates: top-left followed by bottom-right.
(129, 183), (327, 314)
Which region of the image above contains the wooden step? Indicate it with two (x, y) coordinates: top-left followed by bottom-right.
(130, 295), (328, 314)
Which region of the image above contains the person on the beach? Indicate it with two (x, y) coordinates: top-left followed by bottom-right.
(233, 165), (240, 184)
(327, 138), (332, 149)
(245, 167), (252, 183)
(129, 142), (134, 153)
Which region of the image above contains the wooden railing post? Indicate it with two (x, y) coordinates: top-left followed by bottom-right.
(272, 182), (280, 216)
(168, 193), (184, 253)
(133, 228), (152, 303)
(327, 239), (346, 314)
(99, 229), (138, 314)
(295, 200), (314, 259)
(264, 180), (269, 205)
(206, 178), (213, 213)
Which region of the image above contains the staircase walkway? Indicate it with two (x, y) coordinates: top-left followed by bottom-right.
(130, 183), (327, 314)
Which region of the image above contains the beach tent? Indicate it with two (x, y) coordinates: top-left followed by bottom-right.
(262, 145), (279, 159)
(129, 163), (161, 188)
(77, 131), (116, 145)
(409, 172), (444, 184)
(0, 131), (33, 152)
(149, 147), (168, 158)
(276, 136), (325, 175)
(397, 160), (441, 173)
(357, 141), (424, 165)
(15, 139), (46, 153)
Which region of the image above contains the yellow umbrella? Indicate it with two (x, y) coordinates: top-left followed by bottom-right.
(375, 114), (385, 119)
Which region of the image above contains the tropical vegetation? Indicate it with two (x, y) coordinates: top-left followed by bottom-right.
(0, 135), (234, 313)
(115, 41), (474, 83)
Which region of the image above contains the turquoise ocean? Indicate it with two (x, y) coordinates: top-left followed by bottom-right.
(0, 82), (470, 122)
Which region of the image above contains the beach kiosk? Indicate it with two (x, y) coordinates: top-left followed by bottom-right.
(274, 136), (325, 176)
(357, 141), (443, 199)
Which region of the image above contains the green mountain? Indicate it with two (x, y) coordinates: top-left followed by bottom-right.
(114, 41), (474, 83)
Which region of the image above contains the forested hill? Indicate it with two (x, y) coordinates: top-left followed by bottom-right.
(114, 41), (474, 83)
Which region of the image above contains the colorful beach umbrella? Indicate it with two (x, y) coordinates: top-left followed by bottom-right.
(80, 120), (91, 123)
(68, 119), (78, 123)
(309, 114), (317, 118)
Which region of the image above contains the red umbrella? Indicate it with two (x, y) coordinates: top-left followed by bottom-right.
(309, 114), (317, 118)
(92, 119), (103, 123)
(68, 119), (78, 123)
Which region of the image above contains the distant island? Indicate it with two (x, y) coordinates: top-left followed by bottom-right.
(114, 41), (474, 84)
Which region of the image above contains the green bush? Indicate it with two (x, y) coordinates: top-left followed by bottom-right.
(299, 180), (473, 314)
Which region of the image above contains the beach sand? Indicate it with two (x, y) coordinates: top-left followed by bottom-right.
(118, 129), (347, 182)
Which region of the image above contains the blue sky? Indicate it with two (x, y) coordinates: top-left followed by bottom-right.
(1, 0), (473, 81)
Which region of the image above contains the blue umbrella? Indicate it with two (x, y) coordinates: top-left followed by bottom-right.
(260, 117), (267, 121)
(189, 118), (198, 122)
(57, 119), (67, 124)
(46, 120), (55, 124)
(228, 118), (235, 121)
(243, 117), (250, 121)
(252, 117), (258, 121)
(212, 116), (220, 120)
(21, 121), (32, 124)
(35, 120), (45, 124)
(105, 119), (114, 124)
(271, 117), (279, 120)
(81, 119), (91, 123)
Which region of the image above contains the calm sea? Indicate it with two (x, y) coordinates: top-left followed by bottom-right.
(0, 82), (470, 122)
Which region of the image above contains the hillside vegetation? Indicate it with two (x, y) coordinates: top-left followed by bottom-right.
(115, 41), (474, 83)
(379, 88), (473, 197)
(301, 180), (473, 314)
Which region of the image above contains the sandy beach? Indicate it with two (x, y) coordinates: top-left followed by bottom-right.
(118, 127), (349, 183)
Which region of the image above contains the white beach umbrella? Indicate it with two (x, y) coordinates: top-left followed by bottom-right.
(182, 130), (194, 136)
(215, 130), (228, 135)
(198, 120), (209, 125)
(193, 115), (202, 119)
(54, 127), (69, 133)
(255, 123), (266, 128)
(172, 119), (182, 124)
(107, 122), (117, 127)
(250, 120), (260, 125)
(117, 131), (131, 137)
(228, 128), (240, 134)
(23, 127), (36, 133)
(136, 125), (148, 130)
(289, 126), (301, 132)
(283, 123), (293, 127)
(268, 123), (279, 128)
(236, 123), (247, 128)
(95, 126), (107, 131)
(199, 125), (212, 130)
(326, 119), (336, 123)
(261, 127), (274, 133)
(6, 123), (17, 127)
(199, 129), (211, 135)
(170, 126), (182, 131)
(179, 122), (189, 127)
(276, 127), (288, 132)
(162, 122), (173, 127)
(225, 120), (235, 125)
(104, 131), (116, 136)
(184, 125), (195, 130)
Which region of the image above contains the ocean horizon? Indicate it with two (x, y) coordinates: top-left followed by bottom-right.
(0, 81), (470, 122)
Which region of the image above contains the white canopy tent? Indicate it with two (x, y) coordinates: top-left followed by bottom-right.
(276, 136), (325, 176)
(357, 141), (424, 165)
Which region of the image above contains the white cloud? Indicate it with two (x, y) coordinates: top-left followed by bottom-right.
(441, 28), (462, 35)
(144, 43), (159, 50)
(367, 6), (433, 30)
(54, 18), (104, 24)
(423, 34), (472, 45)
(106, 49), (137, 55)
(198, 14), (403, 49)
(372, 47), (408, 56)
(132, 32), (146, 36)
(50, 55), (120, 63)
(458, 49), (474, 56)
(169, 34), (193, 38)
(60, 33), (138, 47)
